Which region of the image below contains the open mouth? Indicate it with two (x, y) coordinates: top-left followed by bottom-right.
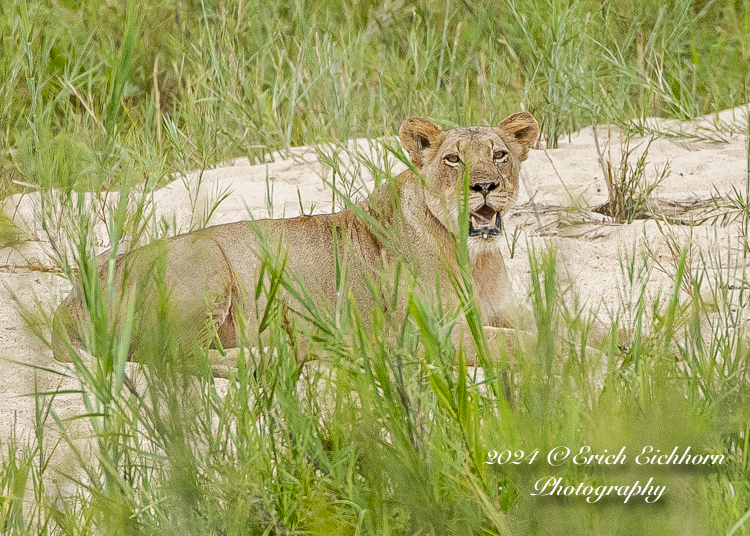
(469, 204), (502, 238)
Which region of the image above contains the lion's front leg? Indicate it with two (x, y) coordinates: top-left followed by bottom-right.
(449, 324), (534, 409)
(450, 323), (536, 367)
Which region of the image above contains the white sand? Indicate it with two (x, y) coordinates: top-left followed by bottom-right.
(1, 105), (748, 490)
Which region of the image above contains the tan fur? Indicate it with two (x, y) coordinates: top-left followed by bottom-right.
(51, 113), (539, 375)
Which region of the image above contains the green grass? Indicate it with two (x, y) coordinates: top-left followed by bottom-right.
(2, 0), (749, 191)
(1, 0), (750, 534)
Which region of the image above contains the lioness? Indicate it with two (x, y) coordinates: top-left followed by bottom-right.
(52, 112), (539, 375)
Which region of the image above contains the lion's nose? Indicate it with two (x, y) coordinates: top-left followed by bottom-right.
(470, 182), (499, 197)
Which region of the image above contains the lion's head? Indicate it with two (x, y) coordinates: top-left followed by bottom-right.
(399, 113), (538, 249)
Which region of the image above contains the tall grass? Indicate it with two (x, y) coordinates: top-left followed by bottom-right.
(23, 170), (749, 534)
(1, 0), (749, 534)
(1, 0), (748, 197)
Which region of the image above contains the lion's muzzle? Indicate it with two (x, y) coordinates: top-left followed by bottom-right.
(469, 204), (502, 239)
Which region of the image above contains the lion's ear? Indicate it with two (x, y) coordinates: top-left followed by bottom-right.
(500, 112), (539, 161)
(399, 117), (443, 168)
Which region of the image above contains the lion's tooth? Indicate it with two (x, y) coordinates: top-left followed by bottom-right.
(490, 212), (497, 227)
(471, 216), (479, 229)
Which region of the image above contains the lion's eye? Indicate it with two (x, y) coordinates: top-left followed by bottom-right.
(494, 150), (508, 162)
(444, 154), (460, 165)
